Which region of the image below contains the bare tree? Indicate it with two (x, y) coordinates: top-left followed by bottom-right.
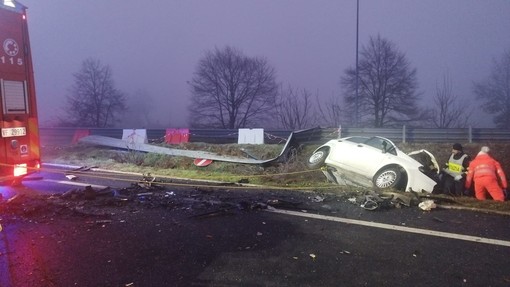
(473, 49), (510, 129)
(62, 58), (126, 127)
(342, 35), (421, 127)
(316, 93), (344, 128)
(431, 72), (472, 128)
(188, 46), (278, 128)
(275, 86), (316, 130)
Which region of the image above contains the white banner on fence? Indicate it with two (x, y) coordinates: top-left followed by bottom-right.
(238, 128), (264, 144)
(122, 129), (148, 144)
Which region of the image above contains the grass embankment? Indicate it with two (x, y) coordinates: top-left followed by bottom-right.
(41, 143), (327, 188)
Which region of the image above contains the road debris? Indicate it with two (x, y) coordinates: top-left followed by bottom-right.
(140, 173), (156, 187)
(433, 217), (445, 223)
(418, 200), (437, 211)
(345, 189), (432, 211)
(266, 199), (302, 210)
(65, 174), (78, 180)
(311, 195), (324, 202)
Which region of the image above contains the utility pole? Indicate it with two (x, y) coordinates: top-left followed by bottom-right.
(355, 0), (360, 127)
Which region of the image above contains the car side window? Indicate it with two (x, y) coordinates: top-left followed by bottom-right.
(364, 137), (384, 150)
(364, 138), (397, 155)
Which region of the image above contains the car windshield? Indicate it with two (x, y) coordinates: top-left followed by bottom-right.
(344, 137), (369, 144)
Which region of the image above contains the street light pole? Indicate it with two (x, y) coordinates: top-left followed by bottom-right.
(355, 0), (359, 127)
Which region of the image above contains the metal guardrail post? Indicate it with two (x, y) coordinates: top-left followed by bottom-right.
(402, 125), (406, 144)
(468, 126), (473, 143)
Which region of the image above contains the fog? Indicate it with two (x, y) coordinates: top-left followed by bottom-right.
(19, 0), (510, 128)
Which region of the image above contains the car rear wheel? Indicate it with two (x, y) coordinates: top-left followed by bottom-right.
(374, 167), (402, 189)
(307, 148), (329, 169)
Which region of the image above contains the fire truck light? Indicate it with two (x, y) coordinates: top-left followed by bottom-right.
(3, 0), (15, 8)
(13, 164), (27, 177)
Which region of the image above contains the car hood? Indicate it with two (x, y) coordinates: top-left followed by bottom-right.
(407, 149), (440, 175)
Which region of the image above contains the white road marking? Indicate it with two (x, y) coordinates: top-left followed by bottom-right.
(268, 209), (510, 248)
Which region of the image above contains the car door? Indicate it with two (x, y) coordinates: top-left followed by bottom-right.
(326, 137), (370, 174)
(352, 137), (396, 177)
(330, 137), (380, 176)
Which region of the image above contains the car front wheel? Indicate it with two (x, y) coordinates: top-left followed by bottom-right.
(374, 167), (402, 189)
(307, 148), (329, 169)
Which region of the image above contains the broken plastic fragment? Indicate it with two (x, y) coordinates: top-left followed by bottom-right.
(311, 195), (324, 202)
(66, 174), (78, 180)
(418, 200), (436, 211)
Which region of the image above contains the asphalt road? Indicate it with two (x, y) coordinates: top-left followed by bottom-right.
(1, 166), (510, 287)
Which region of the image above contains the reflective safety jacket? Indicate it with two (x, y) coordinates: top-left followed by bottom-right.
(445, 153), (469, 177)
(465, 153), (508, 189)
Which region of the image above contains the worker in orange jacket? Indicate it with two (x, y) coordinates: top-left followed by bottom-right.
(465, 146), (508, 201)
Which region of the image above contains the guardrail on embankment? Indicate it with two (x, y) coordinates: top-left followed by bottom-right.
(39, 126), (510, 147)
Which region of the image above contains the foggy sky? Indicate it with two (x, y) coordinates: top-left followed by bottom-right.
(19, 0), (510, 128)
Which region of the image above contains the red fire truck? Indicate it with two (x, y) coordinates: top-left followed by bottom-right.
(0, 0), (40, 184)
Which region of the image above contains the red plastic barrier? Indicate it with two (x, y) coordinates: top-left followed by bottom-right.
(72, 129), (90, 144)
(165, 128), (190, 144)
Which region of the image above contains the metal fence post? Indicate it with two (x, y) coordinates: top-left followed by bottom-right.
(402, 125), (406, 144)
(468, 126), (472, 143)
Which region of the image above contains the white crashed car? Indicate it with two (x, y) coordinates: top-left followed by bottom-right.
(307, 136), (439, 193)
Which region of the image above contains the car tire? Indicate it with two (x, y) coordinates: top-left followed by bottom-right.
(373, 167), (402, 189)
(307, 148), (329, 169)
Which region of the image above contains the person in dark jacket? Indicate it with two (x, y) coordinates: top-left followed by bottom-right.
(439, 143), (471, 196)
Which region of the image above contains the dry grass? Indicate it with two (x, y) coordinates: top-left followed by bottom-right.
(40, 143), (326, 187)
